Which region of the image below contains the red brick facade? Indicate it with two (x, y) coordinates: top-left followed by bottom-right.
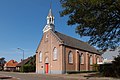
(36, 30), (102, 74)
(36, 8), (102, 74)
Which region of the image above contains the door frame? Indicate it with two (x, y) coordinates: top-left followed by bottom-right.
(45, 57), (49, 74)
(45, 63), (49, 74)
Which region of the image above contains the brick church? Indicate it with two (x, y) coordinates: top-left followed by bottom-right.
(36, 8), (102, 74)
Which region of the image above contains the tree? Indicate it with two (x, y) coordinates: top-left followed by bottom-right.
(0, 57), (6, 70)
(60, 0), (120, 50)
(21, 55), (36, 72)
(112, 49), (120, 77)
(98, 49), (120, 77)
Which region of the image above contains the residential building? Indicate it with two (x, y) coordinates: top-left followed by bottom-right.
(102, 47), (120, 63)
(36, 8), (102, 74)
(4, 60), (18, 71)
(16, 57), (31, 71)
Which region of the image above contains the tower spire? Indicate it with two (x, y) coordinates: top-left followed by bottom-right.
(47, 3), (54, 25)
(43, 4), (55, 33)
(50, 1), (52, 9)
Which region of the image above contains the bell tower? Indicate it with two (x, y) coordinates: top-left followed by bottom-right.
(43, 7), (55, 33)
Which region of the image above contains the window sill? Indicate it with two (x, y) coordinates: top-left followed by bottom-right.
(68, 63), (73, 65)
(39, 61), (42, 63)
(53, 59), (57, 61)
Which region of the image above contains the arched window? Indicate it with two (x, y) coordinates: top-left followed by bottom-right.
(80, 53), (84, 64)
(97, 57), (99, 64)
(45, 57), (49, 63)
(53, 47), (57, 60)
(68, 51), (73, 63)
(90, 56), (93, 65)
(39, 52), (42, 62)
(50, 18), (51, 23)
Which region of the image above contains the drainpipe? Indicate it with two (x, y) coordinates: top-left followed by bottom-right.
(63, 45), (66, 74)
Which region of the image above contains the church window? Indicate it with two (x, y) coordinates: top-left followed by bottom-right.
(46, 34), (48, 38)
(39, 52), (42, 62)
(68, 51), (73, 64)
(45, 57), (49, 63)
(97, 57), (99, 64)
(90, 55), (93, 65)
(50, 18), (51, 23)
(80, 53), (84, 64)
(45, 34), (48, 42)
(53, 47), (57, 60)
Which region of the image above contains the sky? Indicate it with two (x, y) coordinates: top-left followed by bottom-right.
(102, 47), (120, 60)
(0, 0), (89, 62)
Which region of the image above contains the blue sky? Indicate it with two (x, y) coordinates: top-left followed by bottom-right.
(0, 0), (89, 62)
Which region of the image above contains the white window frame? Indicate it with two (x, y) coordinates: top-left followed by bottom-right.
(39, 52), (42, 62)
(90, 56), (93, 65)
(80, 53), (84, 64)
(68, 51), (73, 64)
(53, 47), (57, 60)
(97, 57), (99, 64)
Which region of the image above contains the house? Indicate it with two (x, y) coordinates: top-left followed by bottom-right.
(4, 60), (18, 71)
(36, 8), (102, 74)
(16, 57), (31, 71)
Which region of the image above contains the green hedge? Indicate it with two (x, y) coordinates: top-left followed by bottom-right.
(66, 70), (97, 74)
(99, 63), (115, 77)
(92, 64), (99, 71)
(99, 54), (120, 78)
(20, 65), (36, 72)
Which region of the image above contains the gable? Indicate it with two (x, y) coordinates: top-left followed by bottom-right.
(36, 30), (62, 52)
(5, 60), (18, 67)
(17, 58), (31, 67)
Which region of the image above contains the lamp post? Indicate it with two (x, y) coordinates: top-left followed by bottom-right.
(17, 48), (24, 72)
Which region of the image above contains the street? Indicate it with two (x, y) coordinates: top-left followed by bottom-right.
(0, 71), (78, 80)
(0, 71), (119, 80)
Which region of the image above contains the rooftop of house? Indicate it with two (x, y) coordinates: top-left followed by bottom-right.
(16, 57), (31, 67)
(4, 60), (18, 67)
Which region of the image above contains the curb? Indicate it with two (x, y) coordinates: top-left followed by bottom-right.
(0, 76), (12, 79)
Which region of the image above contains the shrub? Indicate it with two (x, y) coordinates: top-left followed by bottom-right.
(99, 63), (115, 77)
(20, 65), (35, 72)
(99, 53), (120, 77)
(112, 53), (120, 78)
(92, 64), (99, 71)
(66, 70), (97, 74)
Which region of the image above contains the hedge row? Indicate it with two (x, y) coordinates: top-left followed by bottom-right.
(20, 65), (36, 72)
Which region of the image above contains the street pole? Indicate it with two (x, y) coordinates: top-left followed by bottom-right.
(17, 48), (24, 72)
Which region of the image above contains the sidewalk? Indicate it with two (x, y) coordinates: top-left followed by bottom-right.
(46, 72), (120, 80)
(0, 71), (120, 80)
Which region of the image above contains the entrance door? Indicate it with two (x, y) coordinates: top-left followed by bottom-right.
(45, 63), (49, 74)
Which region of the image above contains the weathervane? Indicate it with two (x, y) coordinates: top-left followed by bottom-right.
(50, 0), (52, 9)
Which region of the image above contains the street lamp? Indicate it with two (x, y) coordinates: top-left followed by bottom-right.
(17, 48), (24, 72)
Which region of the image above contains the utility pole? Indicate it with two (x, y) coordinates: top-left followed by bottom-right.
(17, 48), (24, 72)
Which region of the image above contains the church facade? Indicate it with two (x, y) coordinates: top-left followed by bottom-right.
(36, 8), (102, 74)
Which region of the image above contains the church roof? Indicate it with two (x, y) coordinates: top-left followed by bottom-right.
(55, 31), (100, 54)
